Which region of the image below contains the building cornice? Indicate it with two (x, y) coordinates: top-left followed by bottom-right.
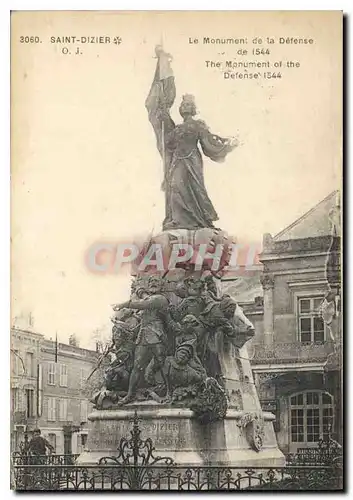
(11, 328), (44, 339)
(287, 279), (328, 288)
(251, 362), (325, 373)
(260, 251), (330, 262)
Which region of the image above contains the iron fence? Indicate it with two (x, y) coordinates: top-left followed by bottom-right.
(287, 448), (333, 466)
(11, 411), (343, 491)
(286, 437), (342, 467)
(12, 453), (79, 466)
(12, 464), (343, 491)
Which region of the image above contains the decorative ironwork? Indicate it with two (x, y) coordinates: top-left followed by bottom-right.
(12, 452), (79, 466)
(12, 411), (343, 491)
(287, 435), (342, 468)
(96, 410), (174, 489)
(99, 410), (174, 468)
(12, 464), (343, 491)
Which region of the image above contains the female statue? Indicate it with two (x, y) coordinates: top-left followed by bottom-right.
(145, 45), (238, 231)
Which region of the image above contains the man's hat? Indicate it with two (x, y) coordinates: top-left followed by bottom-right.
(176, 339), (196, 357)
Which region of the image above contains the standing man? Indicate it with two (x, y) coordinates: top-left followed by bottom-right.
(28, 429), (54, 464)
(114, 275), (169, 404)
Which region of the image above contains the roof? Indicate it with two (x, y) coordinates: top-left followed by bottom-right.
(273, 191), (340, 242)
(42, 338), (98, 358)
(11, 327), (44, 339)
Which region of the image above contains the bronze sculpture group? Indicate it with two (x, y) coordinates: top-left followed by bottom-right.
(92, 273), (254, 423)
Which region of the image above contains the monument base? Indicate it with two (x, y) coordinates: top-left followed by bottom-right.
(77, 404), (285, 467)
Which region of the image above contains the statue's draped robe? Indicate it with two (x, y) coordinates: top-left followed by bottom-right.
(145, 56), (235, 230)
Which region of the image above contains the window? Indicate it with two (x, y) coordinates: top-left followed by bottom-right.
(12, 350), (22, 375)
(48, 362), (56, 385)
(80, 368), (87, 389)
(290, 391), (334, 444)
(26, 352), (34, 377)
(59, 399), (68, 421)
(59, 364), (68, 387)
(25, 389), (34, 418)
(47, 397), (56, 421)
(37, 364), (43, 417)
(48, 433), (56, 452)
(298, 297), (326, 343)
(80, 400), (88, 423)
(81, 434), (87, 447)
(11, 350), (17, 375)
(12, 388), (20, 411)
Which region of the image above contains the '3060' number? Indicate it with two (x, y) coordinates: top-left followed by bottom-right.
(19, 36), (41, 43)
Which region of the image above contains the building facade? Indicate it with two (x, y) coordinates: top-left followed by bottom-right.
(11, 328), (44, 452)
(223, 191), (342, 455)
(37, 339), (98, 455)
(11, 329), (99, 455)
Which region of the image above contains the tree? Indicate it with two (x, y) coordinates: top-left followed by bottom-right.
(68, 334), (80, 347)
(90, 326), (110, 353)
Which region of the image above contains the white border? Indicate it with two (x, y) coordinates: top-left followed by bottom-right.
(1, 2), (351, 498)
(3, 1), (352, 10)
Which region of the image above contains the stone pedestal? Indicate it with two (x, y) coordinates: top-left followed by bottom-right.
(77, 404), (285, 467)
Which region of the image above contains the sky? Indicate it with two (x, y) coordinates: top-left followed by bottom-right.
(10, 11), (342, 347)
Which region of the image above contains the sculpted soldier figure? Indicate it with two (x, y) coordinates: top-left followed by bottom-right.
(162, 340), (228, 423)
(163, 340), (208, 403)
(91, 319), (136, 408)
(114, 275), (170, 404)
(175, 314), (208, 363)
(170, 276), (209, 325)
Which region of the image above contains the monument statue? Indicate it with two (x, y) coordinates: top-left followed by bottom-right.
(80, 45), (285, 468)
(145, 45), (238, 231)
